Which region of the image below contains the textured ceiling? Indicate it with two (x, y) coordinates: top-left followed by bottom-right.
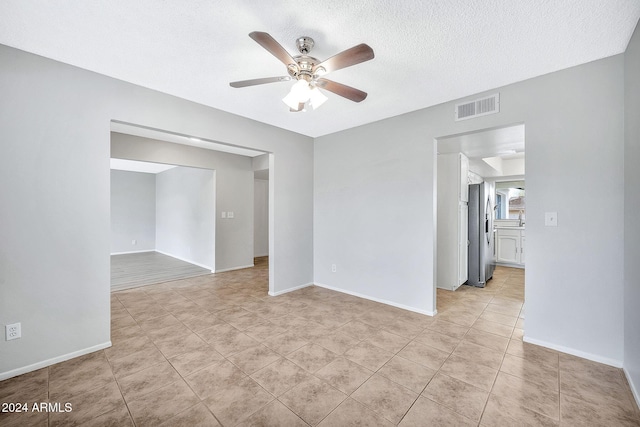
(1, 1), (638, 138)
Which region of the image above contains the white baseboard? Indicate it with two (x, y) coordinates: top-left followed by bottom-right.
(215, 264), (254, 273)
(254, 253), (269, 258)
(523, 336), (623, 368)
(0, 341), (112, 381)
(155, 250), (214, 272)
(495, 262), (525, 269)
(110, 249), (155, 255)
(437, 283), (462, 291)
(314, 282), (436, 316)
(624, 367), (640, 409)
(268, 282), (314, 296)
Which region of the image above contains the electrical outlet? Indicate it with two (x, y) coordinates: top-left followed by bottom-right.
(6, 323), (21, 341)
(228, 211), (234, 218)
(331, 264), (337, 273)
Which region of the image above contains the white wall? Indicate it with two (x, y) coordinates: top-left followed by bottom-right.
(624, 22), (640, 404)
(156, 167), (215, 270)
(0, 44), (313, 379)
(254, 179), (269, 257)
(111, 165), (217, 269)
(252, 154), (270, 171)
(314, 118), (436, 314)
(110, 170), (156, 253)
(214, 167), (255, 272)
(315, 54), (625, 364)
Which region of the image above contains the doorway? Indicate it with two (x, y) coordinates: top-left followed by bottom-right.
(254, 168), (269, 266)
(435, 123), (526, 335)
(109, 121), (275, 295)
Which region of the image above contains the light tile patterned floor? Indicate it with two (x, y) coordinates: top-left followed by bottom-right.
(1, 260), (639, 426)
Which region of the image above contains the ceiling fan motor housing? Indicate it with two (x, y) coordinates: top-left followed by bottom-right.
(288, 36), (324, 82)
(288, 56), (320, 81)
(296, 37), (314, 54)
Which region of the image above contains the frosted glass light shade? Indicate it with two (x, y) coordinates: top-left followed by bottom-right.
(282, 80), (326, 111)
(291, 80), (311, 98)
(309, 87), (328, 109)
(282, 91), (301, 109)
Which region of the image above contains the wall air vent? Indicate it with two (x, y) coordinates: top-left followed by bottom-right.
(455, 93), (500, 121)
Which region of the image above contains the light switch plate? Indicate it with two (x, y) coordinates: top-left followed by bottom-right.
(221, 212), (226, 218)
(545, 212), (558, 226)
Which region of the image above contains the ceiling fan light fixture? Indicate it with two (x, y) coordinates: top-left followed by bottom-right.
(282, 90), (302, 110)
(233, 32), (374, 111)
(291, 79), (311, 98)
(283, 79), (316, 111)
(309, 87), (328, 110)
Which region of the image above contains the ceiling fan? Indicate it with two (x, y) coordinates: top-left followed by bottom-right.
(230, 32), (374, 112)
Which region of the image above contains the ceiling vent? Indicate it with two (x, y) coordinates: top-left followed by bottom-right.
(455, 93), (500, 121)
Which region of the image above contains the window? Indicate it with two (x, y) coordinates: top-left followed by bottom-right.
(495, 181), (525, 220)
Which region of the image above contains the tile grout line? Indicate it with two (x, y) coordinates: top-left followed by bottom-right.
(31, 265), (628, 426)
(114, 289), (207, 426)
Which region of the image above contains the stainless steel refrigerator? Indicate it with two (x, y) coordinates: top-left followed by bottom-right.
(467, 182), (495, 287)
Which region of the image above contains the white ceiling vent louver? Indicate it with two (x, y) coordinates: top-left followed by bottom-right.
(455, 93), (500, 121)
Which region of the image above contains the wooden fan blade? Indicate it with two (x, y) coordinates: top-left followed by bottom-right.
(230, 76), (291, 88)
(315, 78), (367, 102)
(249, 32), (298, 68)
(314, 44), (374, 74)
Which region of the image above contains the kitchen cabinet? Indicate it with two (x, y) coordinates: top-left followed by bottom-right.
(437, 152), (470, 290)
(496, 228), (525, 266)
(458, 203), (469, 285)
(459, 154), (469, 202)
